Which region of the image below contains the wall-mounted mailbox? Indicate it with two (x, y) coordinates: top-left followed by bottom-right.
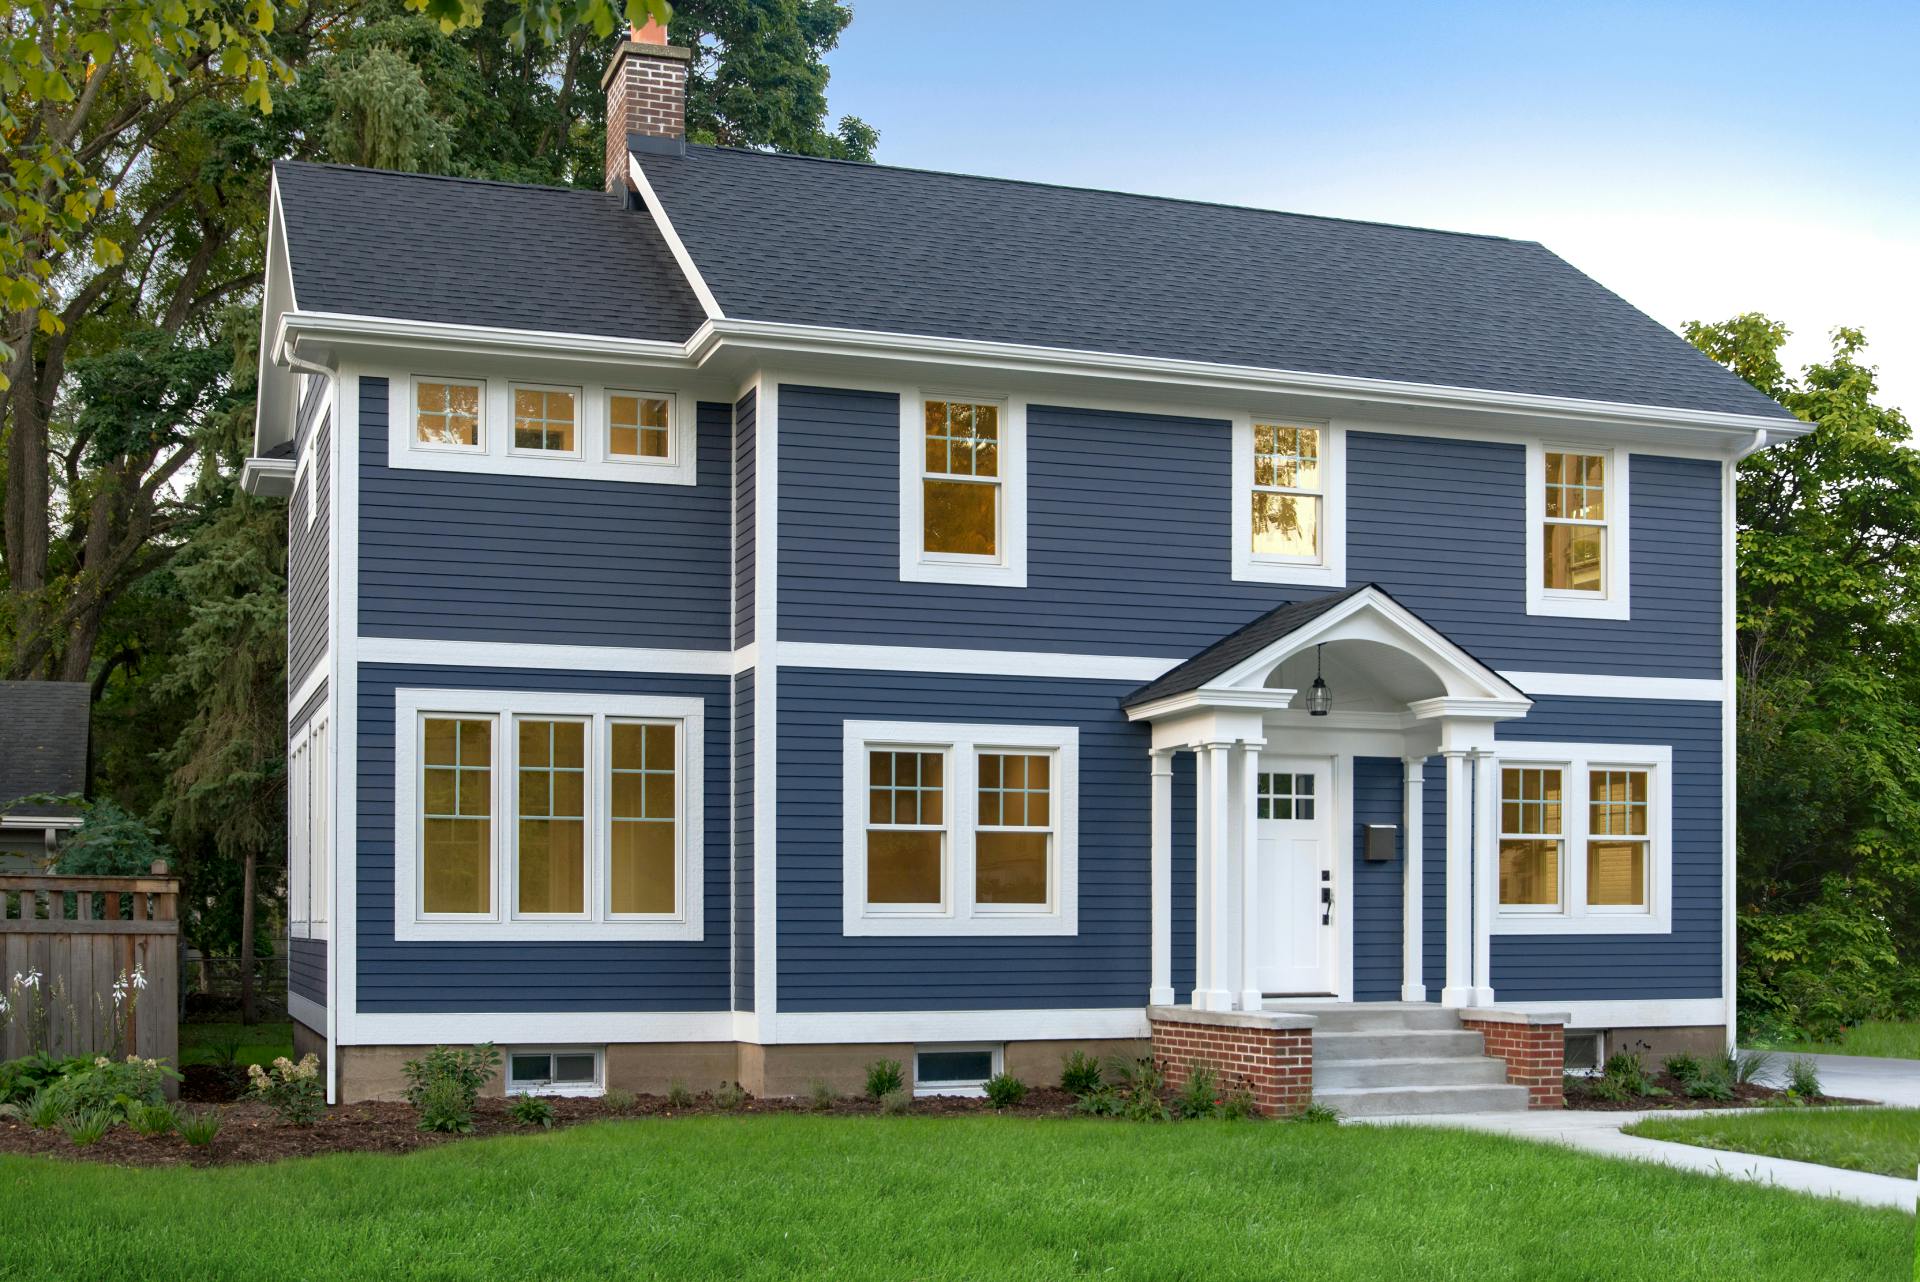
(1364, 824), (1398, 862)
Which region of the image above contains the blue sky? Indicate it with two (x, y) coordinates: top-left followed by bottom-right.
(822, 1), (1919, 418)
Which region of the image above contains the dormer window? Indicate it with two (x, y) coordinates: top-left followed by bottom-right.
(1526, 443), (1629, 619)
(1230, 415), (1345, 587)
(898, 391), (1027, 587)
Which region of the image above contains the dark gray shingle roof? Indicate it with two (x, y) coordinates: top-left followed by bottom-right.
(636, 145), (1792, 421)
(0, 681), (89, 814)
(273, 162), (705, 343)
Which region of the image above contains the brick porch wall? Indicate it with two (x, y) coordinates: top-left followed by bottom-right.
(1148, 1010), (1313, 1116)
(1461, 1015), (1565, 1108)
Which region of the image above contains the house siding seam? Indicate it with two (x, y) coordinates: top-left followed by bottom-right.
(733, 668), (754, 1011)
(774, 386), (1721, 677)
(288, 376), (330, 687)
(355, 377), (732, 649)
(776, 668), (1153, 1012)
(288, 936), (327, 1007)
(1349, 756), (1404, 1002)
(353, 663), (732, 1012)
(734, 389), (756, 647)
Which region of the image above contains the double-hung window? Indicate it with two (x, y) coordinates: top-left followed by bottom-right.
(843, 721), (1076, 936)
(1491, 742), (1670, 934)
(1231, 417), (1345, 586)
(1526, 443), (1629, 618)
(899, 392), (1027, 587)
(397, 690), (704, 941)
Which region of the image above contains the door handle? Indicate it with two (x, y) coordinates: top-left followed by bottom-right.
(1320, 881), (1333, 925)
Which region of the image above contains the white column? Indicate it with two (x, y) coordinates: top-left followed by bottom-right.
(1471, 748), (1499, 1006)
(1401, 755), (1427, 1003)
(1440, 749), (1474, 1007)
(1149, 748), (1175, 1006)
(1198, 740), (1235, 1012)
(1238, 740), (1265, 1012)
(1194, 745), (1213, 1006)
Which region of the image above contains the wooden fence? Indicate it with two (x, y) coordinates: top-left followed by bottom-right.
(0, 867), (179, 1066)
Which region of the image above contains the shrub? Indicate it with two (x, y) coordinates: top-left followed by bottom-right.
(1685, 1073), (1734, 1101)
(879, 1087), (911, 1115)
(1219, 1082), (1261, 1121)
(1059, 1051), (1103, 1097)
(247, 1054), (325, 1127)
(1173, 1066), (1219, 1120)
(1109, 1056), (1169, 1123)
(0, 1052), (88, 1107)
(1786, 1056), (1823, 1100)
(1293, 1102), (1341, 1124)
(1073, 1088), (1121, 1117)
(1661, 1053), (1702, 1084)
(714, 1081), (747, 1111)
(402, 1043), (499, 1133)
(665, 1079), (694, 1109)
(1600, 1049), (1653, 1098)
(983, 1072), (1026, 1111)
(603, 1088), (637, 1113)
(864, 1059), (904, 1100)
(45, 1056), (178, 1123)
(129, 1102), (179, 1136)
(177, 1109), (222, 1147)
(807, 1078), (836, 1112)
(61, 1109), (114, 1146)
(509, 1094), (556, 1128)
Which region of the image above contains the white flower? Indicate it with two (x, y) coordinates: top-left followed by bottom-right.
(131, 967), (147, 991)
(14, 969), (41, 991)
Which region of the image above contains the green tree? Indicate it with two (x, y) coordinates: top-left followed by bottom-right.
(1689, 314), (1920, 1038)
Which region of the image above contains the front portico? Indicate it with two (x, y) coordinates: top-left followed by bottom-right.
(1124, 584), (1533, 1015)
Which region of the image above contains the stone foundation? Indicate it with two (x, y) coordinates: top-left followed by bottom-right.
(1461, 1009), (1566, 1108)
(1147, 1006), (1314, 1116)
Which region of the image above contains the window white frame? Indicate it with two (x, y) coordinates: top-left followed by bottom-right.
(393, 688), (704, 941)
(603, 388), (680, 470)
(842, 720), (1077, 937)
(1525, 442), (1630, 620)
(913, 1043), (1004, 1098)
(389, 372), (696, 486)
(289, 717), (330, 941)
(1487, 741), (1671, 935)
(1230, 414), (1346, 587)
(505, 382), (584, 460)
(898, 390), (1028, 588)
(505, 1047), (604, 1097)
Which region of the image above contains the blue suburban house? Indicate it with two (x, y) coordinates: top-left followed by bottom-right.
(242, 27), (1803, 1113)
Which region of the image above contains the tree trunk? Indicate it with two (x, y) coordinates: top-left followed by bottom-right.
(240, 849), (257, 1026)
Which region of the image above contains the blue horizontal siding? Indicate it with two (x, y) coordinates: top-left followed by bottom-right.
(354, 664), (732, 1012)
(288, 936), (327, 1008)
(288, 377), (330, 688)
(775, 386), (1721, 677)
(1350, 756), (1404, 1002)
(776, 668), (1152, 1011)
(734, 389), (756, 647)
(356, 377), (732, 648)
(733, 668), (754, 1011)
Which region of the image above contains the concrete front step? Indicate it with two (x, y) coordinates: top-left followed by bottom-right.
(1313, 1029), (1487, 1061)
(1315, 1082), (1531, 1117)
(1272, 1003), (1462, 1032)
(1314, 1054), (1511, 1090)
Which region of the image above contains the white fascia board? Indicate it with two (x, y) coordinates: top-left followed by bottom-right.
(240, 455), (296, 498)
(281, 310), (691, 370)
(692, 318), (1808, 448)
(626, 155), (725, 321)
(254, 176), (299, 458)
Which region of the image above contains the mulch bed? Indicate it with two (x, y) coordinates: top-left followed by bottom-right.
(0, 1087), (1089, 1169)
(1562, 1071), (1871, 1112)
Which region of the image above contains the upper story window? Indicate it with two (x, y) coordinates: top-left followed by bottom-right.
(1490, 742), (1670, 935)
(843, 721), (1076, 936)
(1231, 416), (1345, 587)
(1525, 443), (1629, 619)
(898, 392), (1027, 588)
(395, 689), (705, 941)
(389, 371), (695, 486)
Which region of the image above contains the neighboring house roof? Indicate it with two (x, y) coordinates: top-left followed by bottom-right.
(0, 681), (89, 818)
(272, 161), (705, 343)
(1121, 583), (1526, 709)
(633, 144), (1793, 421)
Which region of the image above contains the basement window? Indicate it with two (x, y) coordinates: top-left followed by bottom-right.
(914, 1044), (1001, 1097)
(506, 1048), (603, 1096)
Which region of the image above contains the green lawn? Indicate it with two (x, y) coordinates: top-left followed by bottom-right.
(1625, 1107), (1920, 1180)
(0, 1116), (1909, 1280)
(176, 1020), (294, 1069)
(1755, 1020), (1920, 1061)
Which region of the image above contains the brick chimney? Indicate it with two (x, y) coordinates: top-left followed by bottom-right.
(602, 19), (692, 190)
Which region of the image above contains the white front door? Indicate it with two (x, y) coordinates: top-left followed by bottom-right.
(1255, 758), (1337, 996)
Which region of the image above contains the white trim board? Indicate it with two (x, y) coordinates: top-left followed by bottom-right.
(752, 375), (780, 1017)
(357, 637), (731, 676)
(779, 641), (1170, 682)
(288, 993), (327, 1036)
(344, 1010), (738, 1046)
(627, 155), (724, 321)
(1497, 998), (1727, 1030)
(1498, 671), (1724, 702)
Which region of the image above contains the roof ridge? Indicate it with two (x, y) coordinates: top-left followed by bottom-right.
(275, 159), (611, 199)
(672, 144), (1538, 248)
